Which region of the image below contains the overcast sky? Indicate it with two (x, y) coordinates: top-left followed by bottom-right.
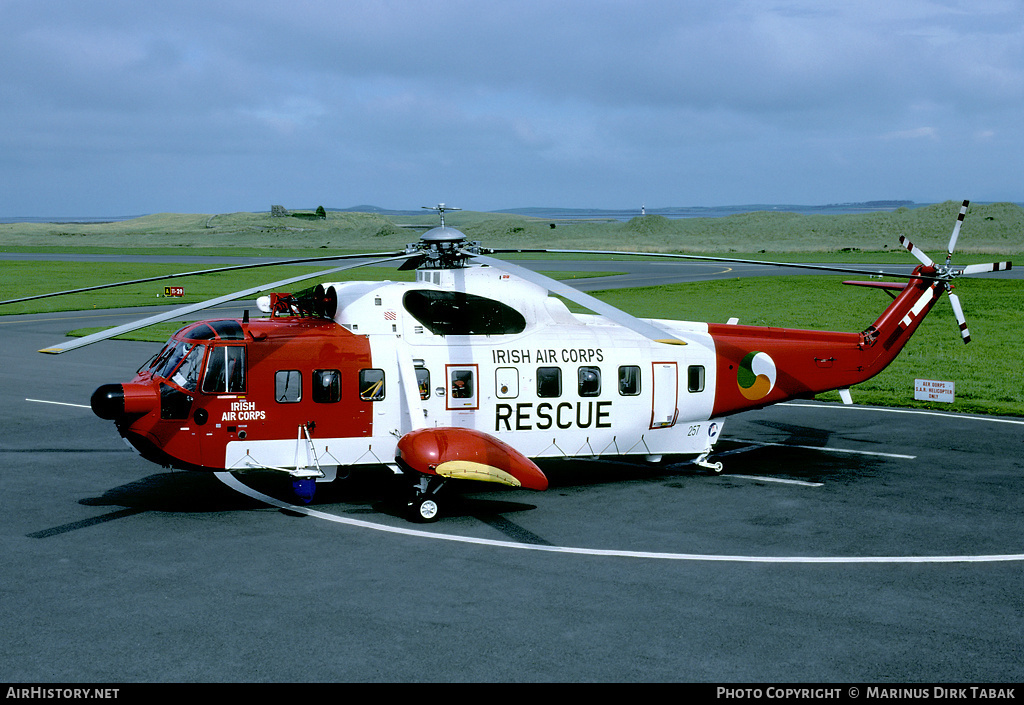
(3, 0), (1023, 216)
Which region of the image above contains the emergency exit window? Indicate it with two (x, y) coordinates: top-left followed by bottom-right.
(447, 365), (479, 410)
(450, 369), (474, 399)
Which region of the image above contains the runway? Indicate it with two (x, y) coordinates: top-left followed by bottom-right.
(2, 256), (1023, 683)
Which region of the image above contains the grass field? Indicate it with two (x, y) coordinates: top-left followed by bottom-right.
(585, 276), (1023, 417)
(2, 205), (1021, 416)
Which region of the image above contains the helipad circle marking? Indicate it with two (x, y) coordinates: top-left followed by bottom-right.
(217, 404), (1024, 564)
(215, 470), (1024, 564)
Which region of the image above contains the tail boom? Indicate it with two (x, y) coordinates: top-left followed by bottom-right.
(708, 271), (942, 417)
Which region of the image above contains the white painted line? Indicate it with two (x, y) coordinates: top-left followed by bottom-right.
(214, 472), (1024, 564)
(728, 438), (915, 460)
(727, 475), (824, 487)
(26, 398), (91, 409)
(781, 402), (1024, 426)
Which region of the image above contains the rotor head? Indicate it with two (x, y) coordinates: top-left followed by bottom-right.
(403, 206), (487, 269)
(404, 226), (488, 269)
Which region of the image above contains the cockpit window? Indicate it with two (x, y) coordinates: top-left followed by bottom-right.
(209, 320), (244, 340)
(202, 346), (246, 394)
(171, 344), (204, 392)
(402, 290), (526, 336)
(184, 323), (217, 340)
(147, 341), (174, 372)
(153, 340), (193, 379)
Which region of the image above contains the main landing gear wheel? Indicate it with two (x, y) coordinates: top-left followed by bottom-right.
(408, 496), (441, 523)
(405, 476), (446, 523)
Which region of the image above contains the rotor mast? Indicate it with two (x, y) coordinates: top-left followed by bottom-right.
(407, 204), (484, 269)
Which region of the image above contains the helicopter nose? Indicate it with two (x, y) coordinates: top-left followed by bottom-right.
(91, 383), (159, 420)
(91, 384), (125, 420)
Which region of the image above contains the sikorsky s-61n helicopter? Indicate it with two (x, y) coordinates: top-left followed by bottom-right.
(8, 201), (1011, 521)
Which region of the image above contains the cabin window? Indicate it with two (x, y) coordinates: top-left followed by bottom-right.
(688, 365), (706, 393)
(415, 367), (430, 401)
(618, 365), (641, 396)
(275, 370), (302, 403)
(537, 367), (562, 398)
(614, 368), (638, 397)
(495, 367), (519, 399)
(202, 346), (246, 394)
(578, 366), (601, 397)
(359, 369), (385, 401)
(313, 369), (342, 403)
(402, 290), (527, 336)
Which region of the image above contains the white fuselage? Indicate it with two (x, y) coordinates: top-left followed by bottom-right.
(225, 265), (725, 476)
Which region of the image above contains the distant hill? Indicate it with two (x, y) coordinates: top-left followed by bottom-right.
(331, 201), (926, 221)
(10, 200), (1024, 225)
(334, 205), (434, 217)
(492, 201), (921, 219)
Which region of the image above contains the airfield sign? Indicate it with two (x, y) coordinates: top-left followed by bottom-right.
(915, 379), (955, 403)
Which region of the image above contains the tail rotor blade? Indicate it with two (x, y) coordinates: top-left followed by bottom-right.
(947, 292), (971, 344)
(957, 261), (1012, 276)
(898, 235), (934, 267)
(947, 199), (970, 260)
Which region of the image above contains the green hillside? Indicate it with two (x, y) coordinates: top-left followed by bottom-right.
(2, 201), (1021, 256)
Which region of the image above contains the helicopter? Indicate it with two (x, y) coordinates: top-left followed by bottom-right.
(5, 201), (1012, 521)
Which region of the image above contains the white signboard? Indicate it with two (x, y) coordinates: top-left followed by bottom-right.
(914, 379), (955, 403)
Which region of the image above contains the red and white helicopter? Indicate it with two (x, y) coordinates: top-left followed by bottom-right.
(10, 201), (1011, 521)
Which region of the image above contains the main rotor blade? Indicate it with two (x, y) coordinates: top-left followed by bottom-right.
(38, 254), (412, 354)
(467, 252), (682, 343)
(486, 247), (927, 280)
(2, 250), (408, 306)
